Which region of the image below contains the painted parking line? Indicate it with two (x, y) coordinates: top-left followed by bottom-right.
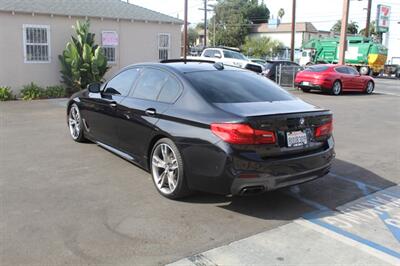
(168, 175), (400, 266)
(288, 174), (400, 264)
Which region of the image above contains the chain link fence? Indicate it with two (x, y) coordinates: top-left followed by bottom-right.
(275, 65), (304, 88)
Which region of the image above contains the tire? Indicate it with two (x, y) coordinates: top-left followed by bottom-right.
(301, 88), (311, 93)
(365, 81), (374, 94)
(359, 66), (370, 75)
(372, 72), (380, 77)
(150, 138), (191, 199)
(68, 103), (86, 142)
(331, 80), (342, 95)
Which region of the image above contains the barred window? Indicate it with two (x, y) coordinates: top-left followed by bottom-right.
(158, 33), (170, 61)
(102, 46), (116, 64)
(23, 25), (50, 63)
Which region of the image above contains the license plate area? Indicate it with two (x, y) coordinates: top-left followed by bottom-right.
(286, 130), (308, 147)
(302, 81), (310, 86)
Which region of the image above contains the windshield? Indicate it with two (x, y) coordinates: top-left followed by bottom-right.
(223, 50), (247, 60)
(185, 70), (294, 103)
(264, 63), (275, 70)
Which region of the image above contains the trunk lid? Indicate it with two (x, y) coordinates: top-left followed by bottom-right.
(215, 100), (332, 158)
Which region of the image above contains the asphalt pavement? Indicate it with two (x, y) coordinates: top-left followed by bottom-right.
(0, 78), (399, 265)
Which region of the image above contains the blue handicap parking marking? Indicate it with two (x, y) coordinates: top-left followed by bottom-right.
(288, 174), (400, 260)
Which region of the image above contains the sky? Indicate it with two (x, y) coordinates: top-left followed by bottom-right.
(129, 0), (400, 60)
(129, 0), (399, 32)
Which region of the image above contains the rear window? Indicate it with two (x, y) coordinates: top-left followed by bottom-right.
(185, 70), (295, 103)
(304, 65), (329, 72)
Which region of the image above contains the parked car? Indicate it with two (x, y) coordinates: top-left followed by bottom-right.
(295, 64), (375, 95)
(200, 47), (264, 74)
(249, 58), (266, 65)
(67, 60), (335, 199)
(263, 60), (301, 81)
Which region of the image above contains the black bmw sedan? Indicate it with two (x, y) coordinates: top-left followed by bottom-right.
(67, 60), (335, 199)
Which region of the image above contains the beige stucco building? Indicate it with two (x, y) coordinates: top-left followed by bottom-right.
(0, 0), (183, 93)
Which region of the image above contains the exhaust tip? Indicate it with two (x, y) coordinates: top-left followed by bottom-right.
(239, 186), (265, 196)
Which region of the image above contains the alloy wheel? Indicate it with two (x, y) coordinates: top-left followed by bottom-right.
(332, 81), (341, 95)
(68, 105), (81, 140)
(366, 81), (374, 94)
(151, 143), (179, 195)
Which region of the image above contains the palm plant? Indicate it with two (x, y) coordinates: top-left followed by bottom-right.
(59, 20), (109, 94)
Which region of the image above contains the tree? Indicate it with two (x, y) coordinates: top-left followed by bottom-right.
(359, 21), (377, 37)
(188, 28), (199, 46)
(278, 8), (285, 20)
(209, 0), (270, 48)
(330, 20), (359, 34)
(241, 37), (284, 58)
(59, 20), (109, 94)
(245, 0), (270, 24)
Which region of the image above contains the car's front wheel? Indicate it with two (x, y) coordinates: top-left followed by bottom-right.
(150, 138), (191, 199)
(365, 81), (374, 94)
(68, 103), (86, 142)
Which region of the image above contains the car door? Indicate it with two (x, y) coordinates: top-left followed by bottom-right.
(347, 67), (364, 90)
(117, 67), (182, 164)
(335, 66), (352, 90)
(82, 68), (140, 147)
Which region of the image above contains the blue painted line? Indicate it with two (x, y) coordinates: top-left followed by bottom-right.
(380, 211), (400, 244)
(333, 173), (400, 244)
(306, 213), (400, 259)
(288, 174), (400, 257)
(329, 173), (400, 197)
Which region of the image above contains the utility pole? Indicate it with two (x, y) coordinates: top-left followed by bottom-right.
(338, 0), (350, 64)
(204, 0), (207, 47)
(365, 0), (372, 37)
(290, 0), (296, 62)
(199, 1), (214, 48)
(184, 0), (188, 60)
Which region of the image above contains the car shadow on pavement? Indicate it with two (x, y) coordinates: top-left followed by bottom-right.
(306, 91), (384, 97)
(182, 159), (396, 221)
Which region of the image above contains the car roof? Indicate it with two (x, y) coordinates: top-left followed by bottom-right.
(266, 60), (296, 64)
(124, 61), (246, 74)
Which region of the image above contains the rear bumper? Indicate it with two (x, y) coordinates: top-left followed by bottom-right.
(295, 80), (332, 90)
(182, 136), (335, 195)
(229, 137), (334, 195)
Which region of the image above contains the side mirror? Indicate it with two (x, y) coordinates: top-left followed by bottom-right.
(214, 53), (222, 58)
(87, 82), (101, 93)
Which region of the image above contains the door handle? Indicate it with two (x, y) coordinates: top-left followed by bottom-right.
(145, 108), (156, 116)
(109, 102), (117, 108)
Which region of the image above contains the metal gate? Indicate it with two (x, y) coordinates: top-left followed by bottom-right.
(275, 65), (304, 87)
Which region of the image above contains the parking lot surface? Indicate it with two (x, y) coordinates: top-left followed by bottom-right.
(1, 78), (399, 265)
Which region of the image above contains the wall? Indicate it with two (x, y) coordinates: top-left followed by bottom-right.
(0, 12), (181, 93)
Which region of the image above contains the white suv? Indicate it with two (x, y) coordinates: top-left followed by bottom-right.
(200, 48), (264, 73)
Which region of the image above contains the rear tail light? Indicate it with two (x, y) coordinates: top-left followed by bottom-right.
(210, 123), (276, 144)
(315, 121), (333, 137)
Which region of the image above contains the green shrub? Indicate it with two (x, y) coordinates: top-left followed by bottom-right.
(20, 82), (45, 100)
(44, 85), (66, 98)
(0, 86), (14, 101)
(59, 20), (109, 93)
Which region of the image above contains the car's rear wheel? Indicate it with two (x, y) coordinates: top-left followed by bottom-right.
(332, 81), (342, 95)
(68, 103), (86, 142)
(150, 138), (191, 199)
(365, 81), (374, 94)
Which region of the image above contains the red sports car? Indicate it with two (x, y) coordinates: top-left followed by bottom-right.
(295, 64), (375, 95)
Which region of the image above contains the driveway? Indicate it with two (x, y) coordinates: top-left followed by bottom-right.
(1, 79), (399, 265)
